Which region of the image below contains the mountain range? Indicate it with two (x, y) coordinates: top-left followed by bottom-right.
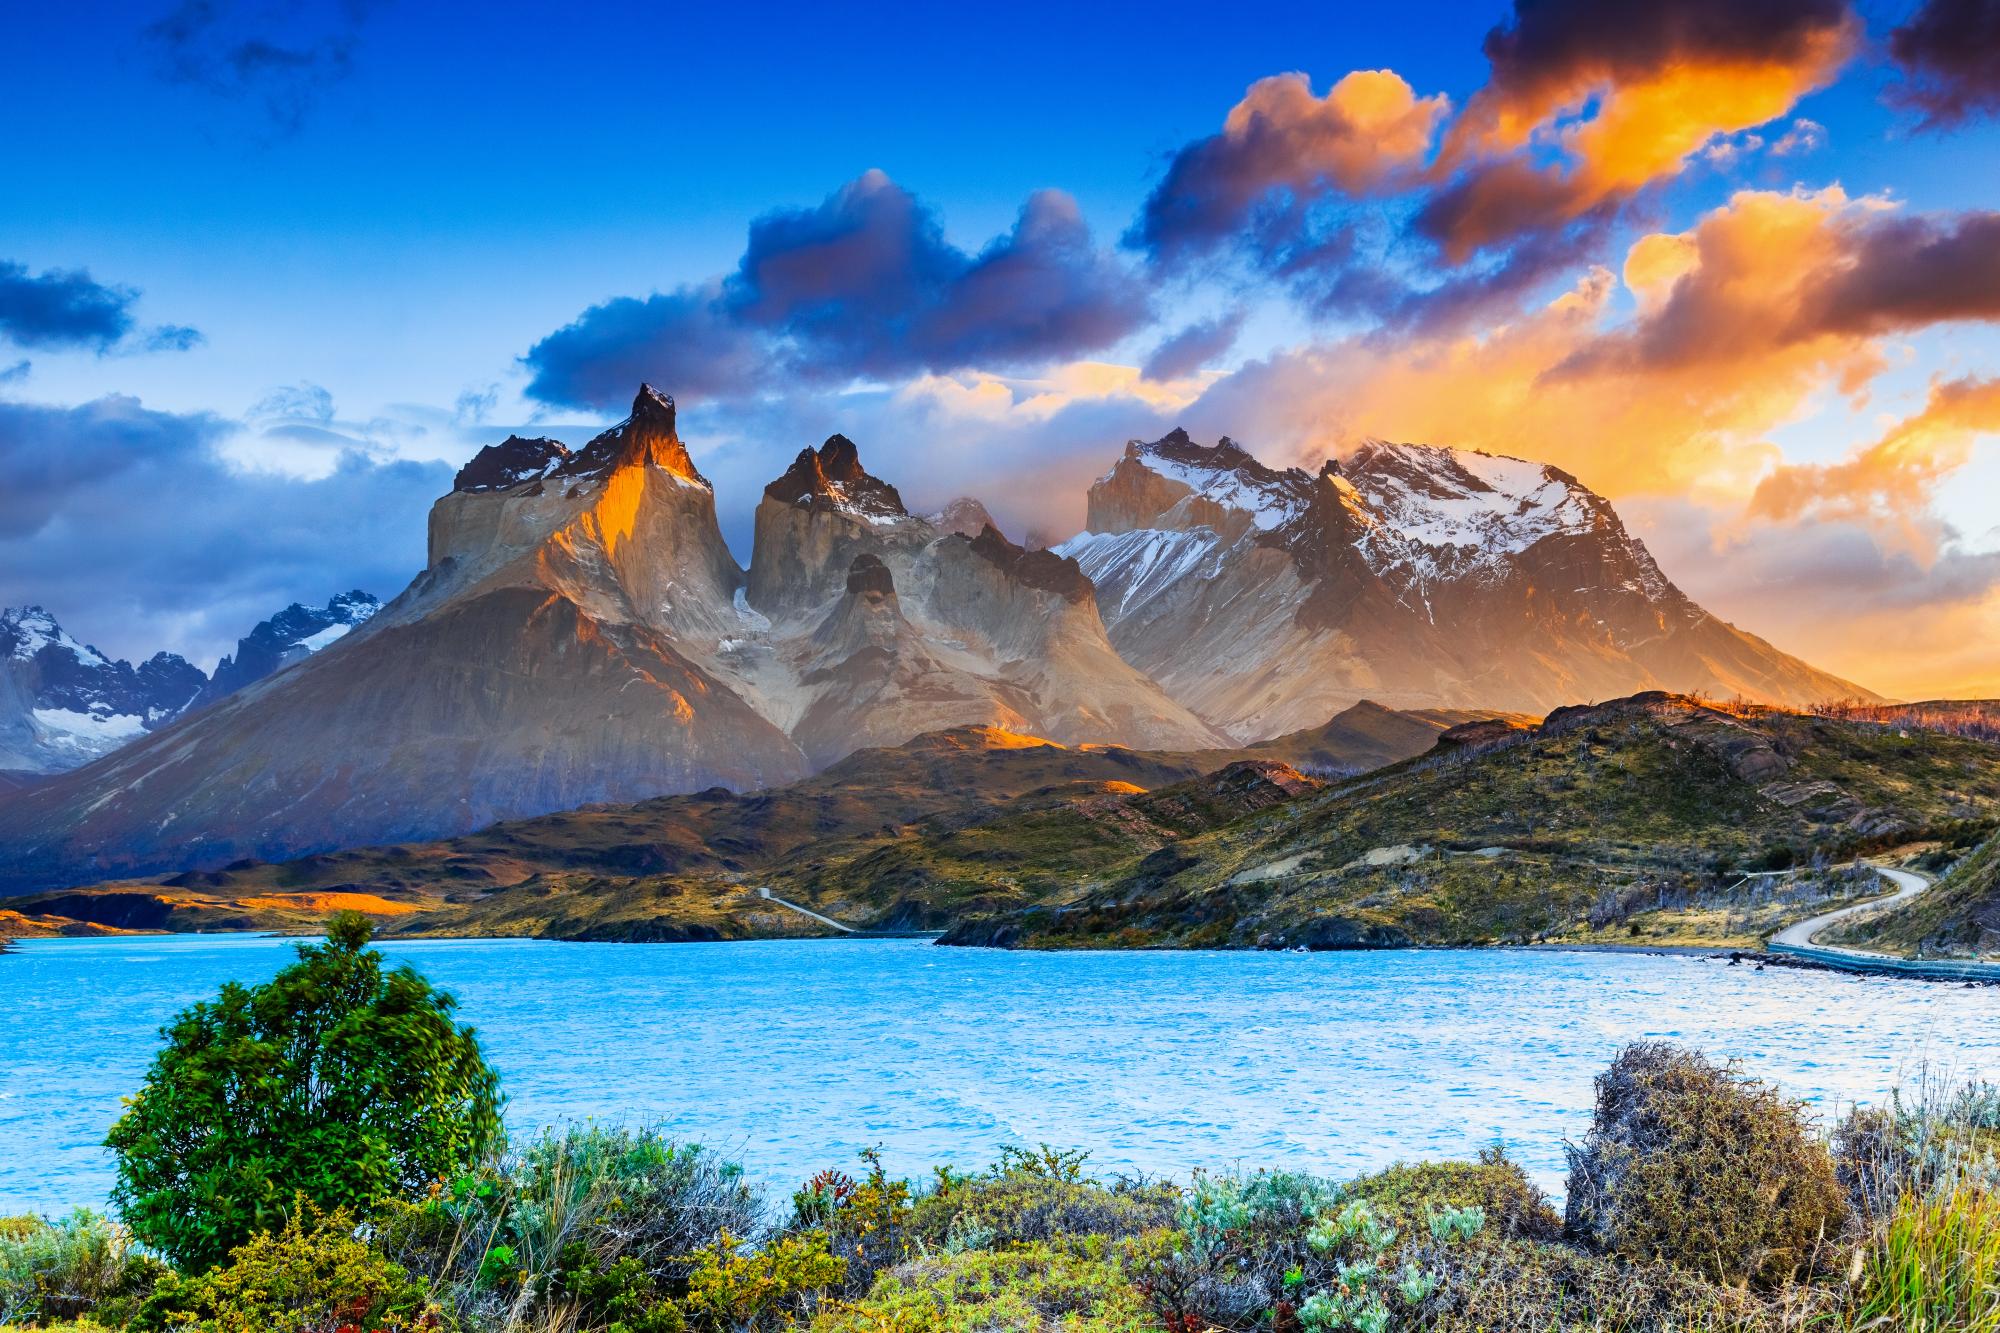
(0, 384), (1873, 893)
(0, 592), (380, 781)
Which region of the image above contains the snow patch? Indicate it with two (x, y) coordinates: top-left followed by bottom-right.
(31, 707), (146, 751)
(1057, 528), (1224, 616)
(297, 623), (353, 653)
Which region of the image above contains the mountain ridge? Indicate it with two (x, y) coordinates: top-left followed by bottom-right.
(0, 390), (1878, 893)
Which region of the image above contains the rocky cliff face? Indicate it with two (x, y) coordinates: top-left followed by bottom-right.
(0, 386), (810, 888)
(736, 442), (1224, 765)
(1059, 431), (1873, 739)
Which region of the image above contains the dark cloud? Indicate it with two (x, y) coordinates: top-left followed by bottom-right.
(1558, 200), (2000, 379)
(1803, 210), (2000, 335)
(1140, 312), (1246, 381)
(524, 171), (1150, 411)
(1129, 71), (1447, 268)
(1413, 158), (1613, 263)
(0, 260), (203, 355)
(1888, 0), (2000, 127)
(143, 0), (383, 133)
(0, 261), (137, 351)
(0, 393), (443, 668)
(522, 286), (761, 410)
(1470, 0), (1854, 109)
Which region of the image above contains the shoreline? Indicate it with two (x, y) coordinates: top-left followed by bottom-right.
(10, 926), (1997, 985)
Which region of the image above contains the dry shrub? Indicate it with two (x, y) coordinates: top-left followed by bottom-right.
(1564, 1043), (1847, 1287)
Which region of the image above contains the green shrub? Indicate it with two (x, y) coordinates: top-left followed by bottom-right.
(108, 914), (502, 1273)
(381, 1125), (763, 1332)
(681, 1228), (844, 1331)
(134, 1198), (441, 1332)
(0, 1210), (166, 1327)
(805, 1149), (916, 1299)
(1137, 1169), (1348, 1332)
(1563, 1043), (1847, 1286)
(1345, 1152), (1561, 1243)
(814, 1239), (1154, 1333)
(905, 1147), (1178, 1254)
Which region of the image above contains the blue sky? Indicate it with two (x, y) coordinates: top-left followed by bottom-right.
(3, 0), (1999, 696)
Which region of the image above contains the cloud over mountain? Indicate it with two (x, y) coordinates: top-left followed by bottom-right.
(524, 171), (1149, 411)
(0, 393), (442, 668)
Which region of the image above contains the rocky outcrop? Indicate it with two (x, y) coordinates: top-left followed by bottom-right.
(745, 436), (933, 616)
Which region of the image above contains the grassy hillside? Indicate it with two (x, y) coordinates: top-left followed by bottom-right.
(937, 693), (2000, 950)
(0, 704), (1490, 942)
(778, 760), (1325, 928)
(1828, 830), (2000, 957)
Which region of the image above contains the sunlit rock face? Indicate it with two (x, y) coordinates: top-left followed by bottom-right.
(0, 386), (810, 890)
(1059, 431), (1875, 740)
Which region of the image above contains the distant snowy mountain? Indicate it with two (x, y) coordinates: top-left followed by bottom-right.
(1058, 430), (1873, 738)
(193, 591), (381, 708)
(0, 607), (205, 775)
(1, 593), (382, 779)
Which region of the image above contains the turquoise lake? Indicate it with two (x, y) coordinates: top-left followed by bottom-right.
(5, 934), (2000, 1214)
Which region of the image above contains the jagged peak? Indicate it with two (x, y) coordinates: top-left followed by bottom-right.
(1, 605), (104, 665)
(962, 524), (1094, 603)
(554, 383), (708, 488)
(1097, 429), (1315, 535)
(453, 436), (571, 493)
(764, 433), (908, 522)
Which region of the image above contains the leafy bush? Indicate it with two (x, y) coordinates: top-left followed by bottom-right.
(1344, 1152), (1560, 1243)
(815, 1239), (1155, 1333)
(382, 1125), (766, 1332)
(803, 1149), (916, 1299)
(108, 914), (503, 1273)
(1137, 1169), (1351, 1332)
(680, 1228), (844, 1330)
(905, 1146), (1177, 1254)
(0, 1210), (165, 1327)
(1564, 1043), (1846, 1286)
(134, 1198), (441, 1332)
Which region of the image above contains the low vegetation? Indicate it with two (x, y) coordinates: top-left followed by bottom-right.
(943, 693), (2000, 951)
(9, 919), (2000, 1331)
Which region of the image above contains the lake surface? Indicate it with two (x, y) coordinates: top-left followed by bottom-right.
(5, 934), (2000, 1214)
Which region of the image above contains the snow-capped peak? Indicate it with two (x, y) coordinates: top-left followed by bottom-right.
(2, 605), (109, 667)
(1105, 429), (1317, 534)
(765, 435), (910, 525)
(1337, 440), (1604, 559)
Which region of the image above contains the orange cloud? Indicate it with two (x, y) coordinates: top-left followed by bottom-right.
(1424, 0), (1859, 256)
(1131, 69), (1449, 263)
(1752, 376), (2000, 553)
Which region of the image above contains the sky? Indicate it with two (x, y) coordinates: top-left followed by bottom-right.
(3, 0), (1999, 699)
